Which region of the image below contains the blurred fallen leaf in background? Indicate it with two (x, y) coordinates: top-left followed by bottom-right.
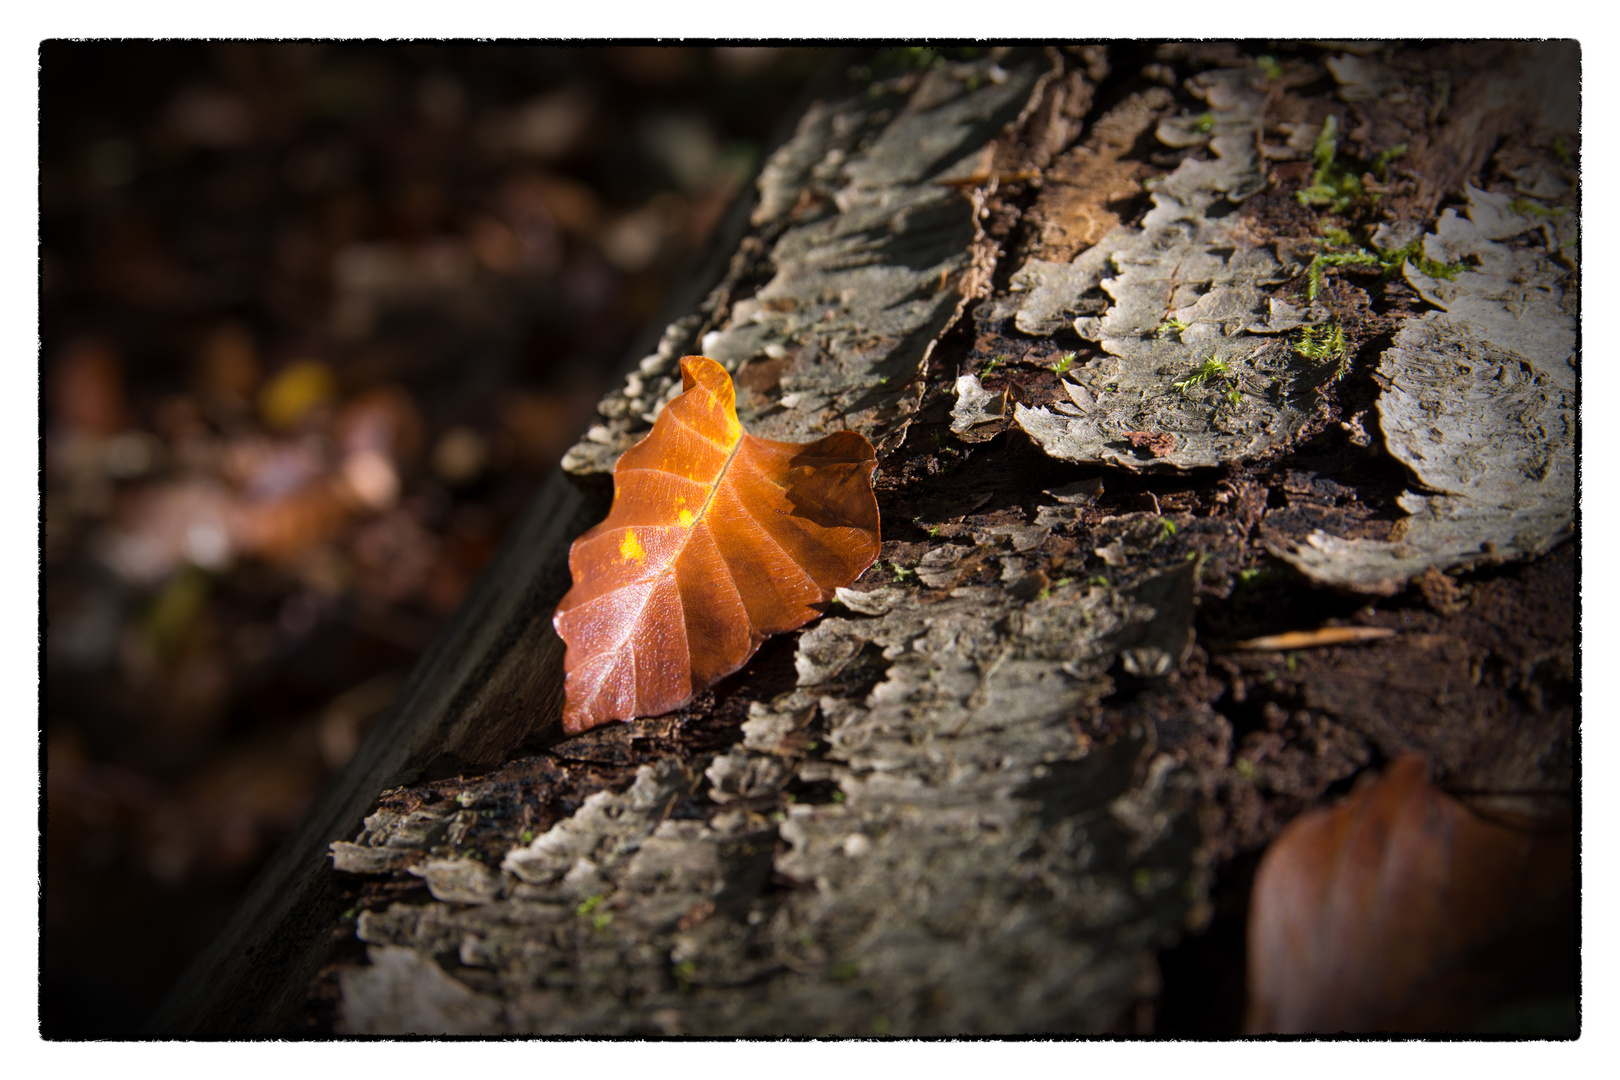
(1245, 753), (1575, 1035)
(259, 360), (336, 431)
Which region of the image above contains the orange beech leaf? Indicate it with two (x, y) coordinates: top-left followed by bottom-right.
(1245, 753), (1575, 1034)
(554, 356), (880, 734)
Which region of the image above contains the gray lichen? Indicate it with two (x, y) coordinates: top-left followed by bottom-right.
(330, 800), (478, 875)
(950, 372), (1005, 434)
(992, 67), (1318, 471)
(1270, 187), (1575, 594)
(408, 857), (502, 905)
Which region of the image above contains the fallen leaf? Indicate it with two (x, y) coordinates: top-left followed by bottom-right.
(259, 359), (335, 431)
(52, 338), (126, 437)
(1245, 753), (1575, 1034)
(554, 356), (880, 733)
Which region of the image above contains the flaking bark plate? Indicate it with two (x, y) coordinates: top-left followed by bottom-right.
(1269, 187), (1575, 594)
(998, 68), (1317, 471)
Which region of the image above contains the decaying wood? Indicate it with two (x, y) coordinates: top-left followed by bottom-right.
(153, 43), (1577, 1036)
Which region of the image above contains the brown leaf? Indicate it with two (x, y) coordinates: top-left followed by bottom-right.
(554, 357), (880, 733)
(1245, 753), (1574, 1034)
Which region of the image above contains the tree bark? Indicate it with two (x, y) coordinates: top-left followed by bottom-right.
(151, 43), (1577, 1037)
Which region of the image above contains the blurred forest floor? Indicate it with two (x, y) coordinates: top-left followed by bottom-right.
(40, 41), (824, 1037)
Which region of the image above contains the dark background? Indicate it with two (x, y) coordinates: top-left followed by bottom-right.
(40, 41), (826, 1038)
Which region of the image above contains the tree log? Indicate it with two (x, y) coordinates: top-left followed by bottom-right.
(151, 43), (1577, 1037)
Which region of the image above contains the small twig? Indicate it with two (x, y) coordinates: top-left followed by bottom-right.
(1218, 626), (1396, 652)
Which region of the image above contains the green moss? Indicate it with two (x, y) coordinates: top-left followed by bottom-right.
(1386, 240), (1466, 282)
(1370, 143), (1407, 182)
(1509, 197), (1568, 219)
(1308, 115), (1337, 170)
(1237, 567), (1279, 588)
(1306, 237), (1465, 301)
(1306, 249), (1379, 299)
(1295, 323), (1346, 362)
(1256, 55), (1283, 80)
(1193, 111), (1216, 134)
(1297, 116), (1406, 214)
(1173, 355), (1233, 395)
(1296, 116), (1364, 214)
(1295, 322), (1350, 381)
(1156, 316), (1189, 339)
(1297, 129), (1468, 300)
(1051, 351), (1077, 376)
